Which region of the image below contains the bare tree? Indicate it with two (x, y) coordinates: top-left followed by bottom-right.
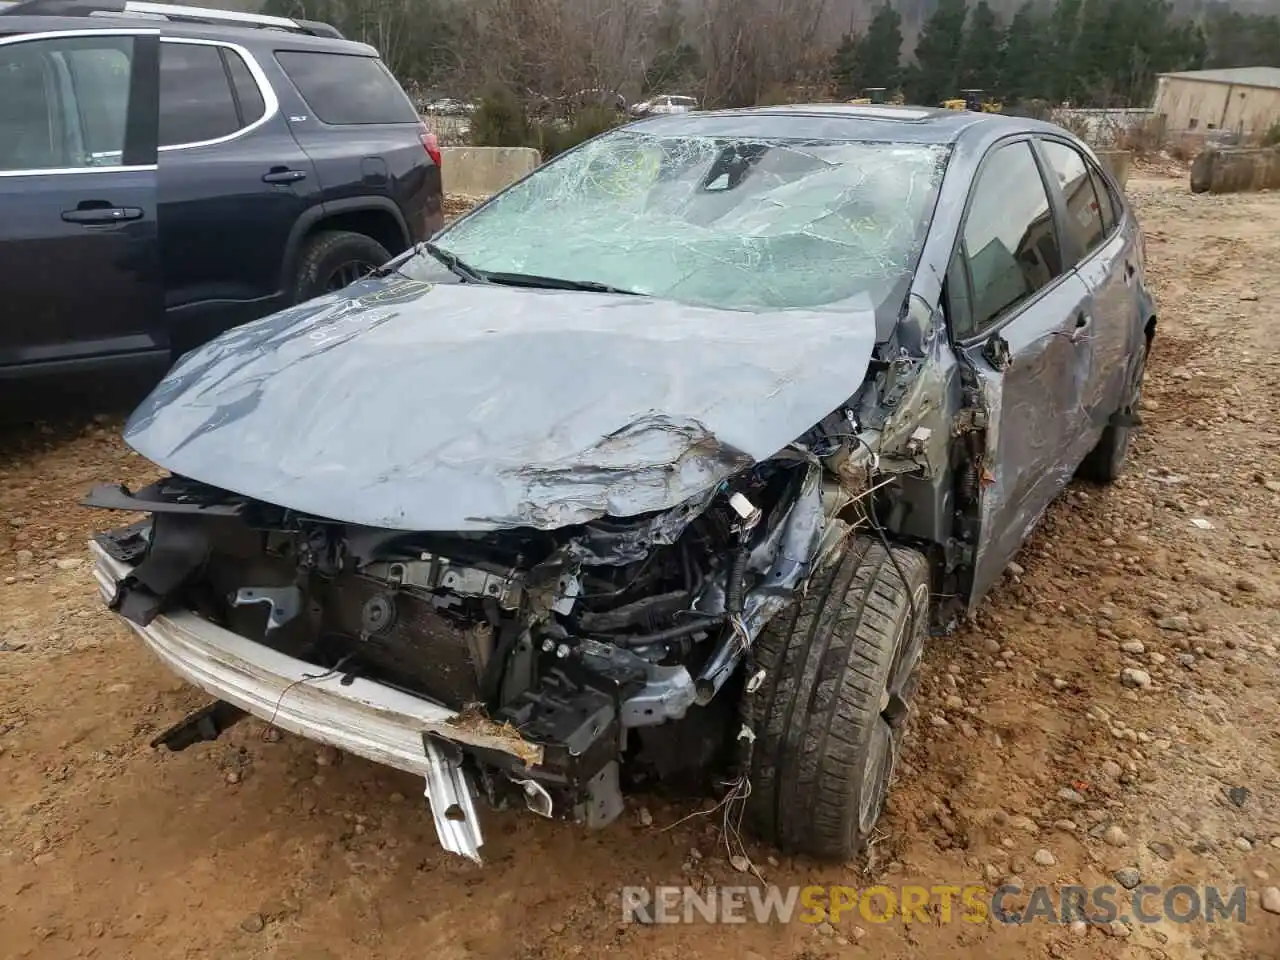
(697, 0), (828, 107)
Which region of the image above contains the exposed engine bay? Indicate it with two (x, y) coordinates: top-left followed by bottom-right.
(84, 417), (905, 853)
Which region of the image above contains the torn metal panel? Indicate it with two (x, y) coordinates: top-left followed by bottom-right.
(422, 737), (485, 863)
(962, 274), (1101, 604)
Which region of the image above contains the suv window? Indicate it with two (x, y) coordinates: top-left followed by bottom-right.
(275, 51), (418, 125)
(961, 140), (1064, 337)
(159, 42), (240, 147)
(224, 47), (265, 127)
(1040, 140), (1107, 259)
(0, 34), (134, 171)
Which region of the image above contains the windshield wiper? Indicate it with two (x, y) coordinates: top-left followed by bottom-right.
(481, 271), (642, 296)
(422, 241), (488, 284)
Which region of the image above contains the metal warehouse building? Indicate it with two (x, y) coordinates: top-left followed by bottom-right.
(1152, 67), (1280, 136)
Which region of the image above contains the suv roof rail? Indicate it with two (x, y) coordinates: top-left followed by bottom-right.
(0, 0), (345, 38)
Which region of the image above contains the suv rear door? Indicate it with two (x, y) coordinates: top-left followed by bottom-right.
(271, 46), (442, 243)
(0, 27), (163, 379)
(156, 35), (319, 345)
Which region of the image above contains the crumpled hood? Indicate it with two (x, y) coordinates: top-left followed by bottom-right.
(125, 277), (878, 531)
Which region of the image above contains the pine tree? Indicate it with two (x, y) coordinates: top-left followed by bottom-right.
(1046, 0), (1085, 104)
(998, 1), (1045, 102)
(831, 5), (903, 99)
(959, 1), (1004, 96)
(907, 0), (969, 105)
(831, 32), (862, 98)
(862, 4), (905, 92)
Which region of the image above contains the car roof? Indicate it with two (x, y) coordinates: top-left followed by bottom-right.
(629, 103), (1057, 145)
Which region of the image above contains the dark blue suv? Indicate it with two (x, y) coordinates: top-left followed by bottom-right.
(0, 0), (443, 384)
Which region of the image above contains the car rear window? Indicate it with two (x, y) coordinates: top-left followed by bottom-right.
(275, 51), (418, 125)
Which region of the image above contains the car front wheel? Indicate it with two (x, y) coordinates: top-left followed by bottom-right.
(745, 534), (930, 861)
(290, 230), (392, 304)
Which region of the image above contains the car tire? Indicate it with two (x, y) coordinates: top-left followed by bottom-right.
(1078, 342), (1148, 484)
(290, 230), (392, 304)
(745, 534), (930, 861)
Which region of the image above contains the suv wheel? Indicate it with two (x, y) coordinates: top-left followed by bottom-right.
(746, 535), (930, 861)
(1078, 342), (1148, 484)
(291, 230), (392, 303)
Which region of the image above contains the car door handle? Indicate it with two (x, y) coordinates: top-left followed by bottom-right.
(61, 205), (143, 224)
(262, 168), (307, 184)
(1124, 261), (1136, 283)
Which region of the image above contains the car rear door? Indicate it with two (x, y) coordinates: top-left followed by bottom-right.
(1035, 137), (1142, 436)
(0, 27), (163, 378)
(946, 138), (1096, 604)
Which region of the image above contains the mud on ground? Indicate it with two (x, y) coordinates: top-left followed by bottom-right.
(1, 178), (1278, 959)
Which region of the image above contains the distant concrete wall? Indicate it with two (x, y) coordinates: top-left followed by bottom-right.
(1094, 149), (1133, 188)
(440, 147), (540, 197)
(1190, 146), (1280, 194)
(1053, 108), (1154, 147)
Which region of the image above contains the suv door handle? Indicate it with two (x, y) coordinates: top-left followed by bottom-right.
(61, 205), (142, 224)
(1124, 261), (1136, 282)
(262, 168), (307, 184)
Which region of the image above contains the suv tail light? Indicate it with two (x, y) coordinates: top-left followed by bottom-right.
(419, 125), (442, 167)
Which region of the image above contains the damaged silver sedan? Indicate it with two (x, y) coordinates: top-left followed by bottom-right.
(85, 105), (1154, 863)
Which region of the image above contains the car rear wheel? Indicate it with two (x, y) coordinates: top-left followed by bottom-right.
(1079, 341), (1148, 484)
(745, 534), (930, 861)
(290, 230), (392, 304)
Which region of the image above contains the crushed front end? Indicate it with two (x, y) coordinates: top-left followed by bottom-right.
(86, 458), (843, 862)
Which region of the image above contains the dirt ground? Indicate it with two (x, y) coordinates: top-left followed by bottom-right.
(2, 177), (1278, 960)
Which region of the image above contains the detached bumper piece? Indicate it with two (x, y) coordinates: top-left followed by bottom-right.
(89, 540), (505, 862)
(422, 737), (485, 863)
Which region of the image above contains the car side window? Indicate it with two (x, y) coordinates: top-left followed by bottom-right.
(1040, 140), (1107, 260)
(1088, 164), (1117, 233)
(0, 34), (134, 172)
(959, 140), (1065, 338)
(159, 42), (240, 147)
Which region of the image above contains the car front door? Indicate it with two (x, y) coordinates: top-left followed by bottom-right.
(948, 138), (1096, 605)
(0, 28), (163, 379)
(1036, 137), (1139, 440)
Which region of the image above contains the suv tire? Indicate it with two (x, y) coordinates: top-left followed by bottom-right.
(290, 230), (392, 303)
(746, 535), (929, 861)
(1079, 342), (1148, 484)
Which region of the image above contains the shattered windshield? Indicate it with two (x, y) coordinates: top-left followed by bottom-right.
(428, 131), (951, 312)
